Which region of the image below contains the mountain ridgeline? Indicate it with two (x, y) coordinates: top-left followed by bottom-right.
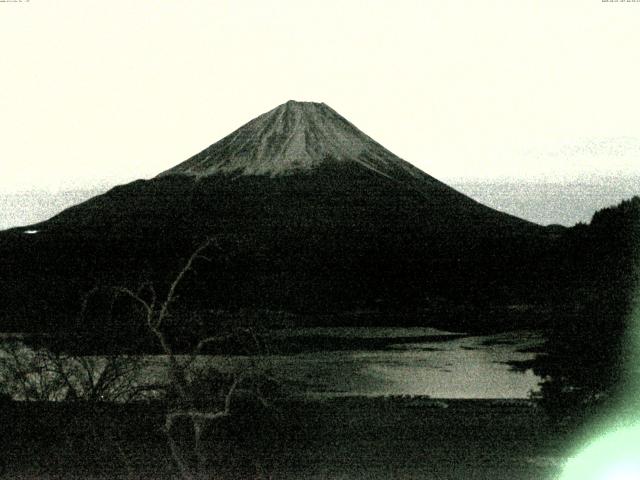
(1, 101), (633, 350)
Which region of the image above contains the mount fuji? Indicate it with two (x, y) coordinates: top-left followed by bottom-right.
(0, 101), (554, 341)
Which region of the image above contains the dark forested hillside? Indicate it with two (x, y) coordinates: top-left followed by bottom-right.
(523, 196), (640, 422)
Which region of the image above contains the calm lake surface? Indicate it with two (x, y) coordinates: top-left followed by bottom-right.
(147, 327), (545, 399)
(1, 327), (544, 399)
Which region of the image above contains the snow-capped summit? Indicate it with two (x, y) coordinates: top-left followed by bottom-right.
(159, 100), (428, 183)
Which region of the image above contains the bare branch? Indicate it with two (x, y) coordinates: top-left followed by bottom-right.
(224, 375), (241, 413)
(189, 333), (234, 359)
(111, 286), (153, 318)
(157, 238), (215, 327)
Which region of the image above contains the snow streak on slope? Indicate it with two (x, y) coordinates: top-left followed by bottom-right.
(159, 100), (432, 184)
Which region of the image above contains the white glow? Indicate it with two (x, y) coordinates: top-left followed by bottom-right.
(602, 462), (640, 480)
(560, 424), (640, 480)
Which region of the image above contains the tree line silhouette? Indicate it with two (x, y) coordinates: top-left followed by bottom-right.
(525, 196), (640, 423)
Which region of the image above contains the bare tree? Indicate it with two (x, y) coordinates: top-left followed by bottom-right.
(0, 338), (147, 402)
(101, 238), (279, 480)
(0, 238), (281, 479)
(0, 337), (158, 478)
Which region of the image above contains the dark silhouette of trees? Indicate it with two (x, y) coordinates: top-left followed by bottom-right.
(529, 196), (640, 424)
(0, 339), (146, 402)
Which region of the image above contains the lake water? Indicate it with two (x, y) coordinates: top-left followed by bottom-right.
(286, 328), (542, 398)
(1, 328), (544, 400)
(144, 327), (544, 399)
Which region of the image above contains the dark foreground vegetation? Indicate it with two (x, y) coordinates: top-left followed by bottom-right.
(525, 197), (640, 425)
(0, 397), (569, 480)
(0, 197), (636, 479)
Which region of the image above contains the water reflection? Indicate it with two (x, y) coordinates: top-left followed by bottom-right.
(256, 328), (544, 398)
(1, 328), (544, 400)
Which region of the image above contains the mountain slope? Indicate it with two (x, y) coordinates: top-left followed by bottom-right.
(0, 101), (552, 341)
(158, 100), (532, 229)
(159, 100), (431, 180)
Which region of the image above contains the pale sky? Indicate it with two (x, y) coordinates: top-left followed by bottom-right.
(1, 1), (639, 205)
